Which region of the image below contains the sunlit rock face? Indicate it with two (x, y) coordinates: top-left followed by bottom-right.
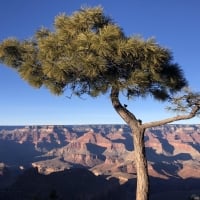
(0, 124), (199, 180)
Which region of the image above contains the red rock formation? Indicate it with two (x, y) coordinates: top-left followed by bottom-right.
(0, 125), (199, 181)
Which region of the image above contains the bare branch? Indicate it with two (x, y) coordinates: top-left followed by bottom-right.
(142, 90), (200, 129)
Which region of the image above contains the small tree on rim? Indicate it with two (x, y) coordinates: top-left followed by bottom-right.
(0, 7), (200, 200)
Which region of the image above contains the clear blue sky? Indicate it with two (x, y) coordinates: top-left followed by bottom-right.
(0, 0), (200, 125)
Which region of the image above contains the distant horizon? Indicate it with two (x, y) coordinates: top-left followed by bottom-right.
(0, 123), (199, 127)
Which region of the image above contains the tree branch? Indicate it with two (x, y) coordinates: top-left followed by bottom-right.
(110, 87), (139, 126)
(142, 105), (200, 129)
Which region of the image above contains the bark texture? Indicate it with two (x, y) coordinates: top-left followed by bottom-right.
(110, 88), (149, 200)
(132, 127), (149, 200)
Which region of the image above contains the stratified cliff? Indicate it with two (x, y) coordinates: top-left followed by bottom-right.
(0, 124), (199, 182)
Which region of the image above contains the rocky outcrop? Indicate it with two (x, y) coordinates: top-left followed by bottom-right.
(0, 125), (200, 181)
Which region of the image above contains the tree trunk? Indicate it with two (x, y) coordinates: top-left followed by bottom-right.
(131, 126), (149, 200)
(110, 87), (200, 200)
(110, 87), (149, 200)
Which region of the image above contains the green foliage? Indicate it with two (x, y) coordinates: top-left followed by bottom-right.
(0, 39), (23, 68)
(166, 88), (200, 115)
(0, 6), (187, 99)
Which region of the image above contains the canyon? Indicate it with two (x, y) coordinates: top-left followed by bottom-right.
(0, 124), (199, 199)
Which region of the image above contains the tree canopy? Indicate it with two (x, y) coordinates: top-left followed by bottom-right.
(0, 7), (187, 100)
(1, 6), (200, 200)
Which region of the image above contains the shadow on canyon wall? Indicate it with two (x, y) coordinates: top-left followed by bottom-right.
(0, 167), (199, 200)
(0, 139), (42, 167)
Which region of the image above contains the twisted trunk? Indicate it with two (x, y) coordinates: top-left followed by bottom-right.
(110, 87), (149, 200)
(110, 87), (200, 200)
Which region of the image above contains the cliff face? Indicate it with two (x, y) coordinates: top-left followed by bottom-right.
(0, 124), (199, 181)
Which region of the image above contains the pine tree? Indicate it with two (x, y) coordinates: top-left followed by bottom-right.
(0, 7), (200, 200)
